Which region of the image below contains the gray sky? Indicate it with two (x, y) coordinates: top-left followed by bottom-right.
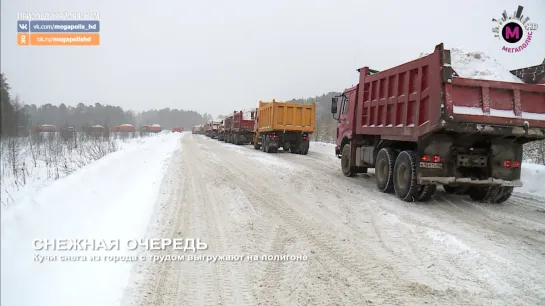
(2, 0), (544, 117)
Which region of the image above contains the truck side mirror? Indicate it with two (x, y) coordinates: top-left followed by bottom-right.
(331, 97), (338, 113)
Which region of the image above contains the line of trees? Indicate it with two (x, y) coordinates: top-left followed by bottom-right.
(0, 73), (213, 136)
(0, 74), (30, 137)
(287, 92), (340, 143)
(2, 72), (543, 163)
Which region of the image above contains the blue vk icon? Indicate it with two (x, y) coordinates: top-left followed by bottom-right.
(17, 20), (30, 32)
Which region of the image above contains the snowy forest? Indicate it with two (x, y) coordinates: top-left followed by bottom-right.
(0, 73), (214, 136)
(1, 72), (544, 164)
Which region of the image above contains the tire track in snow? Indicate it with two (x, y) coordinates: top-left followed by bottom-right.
(211, 139), (545, 305)
(129, 136), (545, 306)
(204, 139), (460, 305)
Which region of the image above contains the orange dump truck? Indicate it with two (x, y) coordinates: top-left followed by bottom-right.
(149, 124), (162, 133)
(37, 124), (57, 132)
(114, 124), (135, 132)
(253, 99), (315, 154)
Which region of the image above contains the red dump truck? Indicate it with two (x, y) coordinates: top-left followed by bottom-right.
(219, 116), (232, 142)
(204, 120), (220, 138)
(225, 110), (255, 145)
(331, 43), (545, 204)
(192, 125), (203, 134)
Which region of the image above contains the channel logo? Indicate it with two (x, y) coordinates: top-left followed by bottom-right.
(492, 5), (539, 53)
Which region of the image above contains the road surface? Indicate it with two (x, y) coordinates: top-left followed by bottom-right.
(122, 133), (545, 306)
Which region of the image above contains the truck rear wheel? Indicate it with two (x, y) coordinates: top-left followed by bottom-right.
(393, 150), (425, 202)
(416, 185), (437, 202)
(253, 139), (261, 150)
(468, 186), (501, 203)
(234, 134), (239, 145)
(375, 148), (396, 193)
(341, 144), (356, 177)
(495, 187), (514, 203)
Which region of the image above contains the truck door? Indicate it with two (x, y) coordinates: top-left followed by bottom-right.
(336, 92), (351, 147)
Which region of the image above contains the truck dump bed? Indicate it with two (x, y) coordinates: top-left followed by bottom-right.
(256, 100), (315, 133)
(355, 43), (545, 141)
(232, 110), (255, 131)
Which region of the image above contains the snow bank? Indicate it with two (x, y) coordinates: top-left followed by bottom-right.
(1, 132), (183, 306)
(0, 136), (141, 210)
(515, 163), (545, 199)
(310, 141), (336, 156)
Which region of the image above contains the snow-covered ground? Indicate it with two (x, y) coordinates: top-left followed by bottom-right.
(1, 135), (122, 209)
(516, 163), (545, 199)
(3, 134), (545, 305)
(124, 136), (545, 306)
(1, 132), (182, 306)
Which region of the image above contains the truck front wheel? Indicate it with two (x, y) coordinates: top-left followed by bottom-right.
(253, 138), (261, 150)
(341, 144), (356, 177)
(375, 148), (396, 193)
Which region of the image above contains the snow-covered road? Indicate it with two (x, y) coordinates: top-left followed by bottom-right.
(124, 133), (545, 306)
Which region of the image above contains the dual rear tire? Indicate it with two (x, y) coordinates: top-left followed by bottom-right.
(468, 186), (513, 204)
(375, 148), (436, 202)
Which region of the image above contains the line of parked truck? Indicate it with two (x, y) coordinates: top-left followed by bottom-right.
(190, 43), (544, 205)
(192, 99), (316, 154)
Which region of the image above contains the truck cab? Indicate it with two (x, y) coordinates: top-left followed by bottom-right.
(332, 86), (358, 158)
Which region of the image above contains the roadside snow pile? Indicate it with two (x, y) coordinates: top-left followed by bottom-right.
(310, 141), (336, 156)
(420, 47), (523, 83)
(0, 136), (123, 209)
(515, 163), (545, 199)
(450, 48), (523, 83)
(0, 132), (182, 306)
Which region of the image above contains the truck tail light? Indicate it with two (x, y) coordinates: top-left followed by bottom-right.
(302, 134), (309, 140)
(268, 134), (277, 139)
(421, 155), (441, 163)
(503, 160), (520, 168)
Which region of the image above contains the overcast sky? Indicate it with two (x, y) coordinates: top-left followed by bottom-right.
(1, 0), (544, 117)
